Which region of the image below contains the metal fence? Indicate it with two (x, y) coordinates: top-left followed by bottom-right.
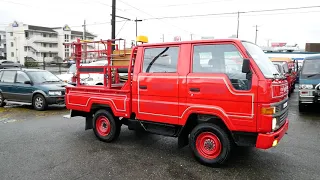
(24, 61), (71, 75)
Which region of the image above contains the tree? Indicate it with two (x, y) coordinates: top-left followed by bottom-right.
(53, 56), (63, 63)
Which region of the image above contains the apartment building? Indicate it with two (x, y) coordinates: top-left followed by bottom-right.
(5, 21), (96, 65)
(0, 30), (6, 59)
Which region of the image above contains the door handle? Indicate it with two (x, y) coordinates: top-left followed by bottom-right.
(139, 85), (147, 89)
(189, 87), (200, 92)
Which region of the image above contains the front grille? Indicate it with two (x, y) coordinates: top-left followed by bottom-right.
(61, 91), (66, 95)
(278, 110), (288, 127)
(275, 99), (288, 113)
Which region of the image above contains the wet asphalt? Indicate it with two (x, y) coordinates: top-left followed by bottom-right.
(0, 91), (320, 180)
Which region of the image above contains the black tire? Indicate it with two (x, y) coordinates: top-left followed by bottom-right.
(189, 123), (232, 167)
(0, 92), (6, 107)
(33, 94), (47, 111)
(299, 103), (307, 112)
(92, 109), (121, 142)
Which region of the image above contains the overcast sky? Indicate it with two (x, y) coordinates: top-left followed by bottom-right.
(1, 0), (320, 47)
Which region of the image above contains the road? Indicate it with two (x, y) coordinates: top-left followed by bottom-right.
(0, 91), (319, 180)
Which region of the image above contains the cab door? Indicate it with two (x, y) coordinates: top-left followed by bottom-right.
(135, 46), (180, 125)
(186, 42), (258, 131)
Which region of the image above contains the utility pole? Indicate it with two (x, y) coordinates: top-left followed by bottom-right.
(111, 0), (116, 51)
(236, 11), (240, 38)
(83, 19), (87, 63)
(190, 34), (193, 40)
(161, 34), (164, 42)
(134, 18), (143, 45)
(254, 25), (259, 44)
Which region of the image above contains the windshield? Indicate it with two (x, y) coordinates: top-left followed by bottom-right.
(273, 64), (282, 73)
(302, 59), (320, 75)
(28, 71), (61, 83)
(273, 61), (288, 73)
(68, 64), (76, 74)
(242, 42), (279, 78)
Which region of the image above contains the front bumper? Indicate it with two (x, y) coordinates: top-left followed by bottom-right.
(256, 119), (289, 149)
(299, 90), (320, 104)
(46, 96), (65, 105)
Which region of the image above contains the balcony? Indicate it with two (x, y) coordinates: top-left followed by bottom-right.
(26, 35), (58, 44)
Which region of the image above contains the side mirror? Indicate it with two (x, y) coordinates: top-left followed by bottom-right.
(242, 59), (251, 73)
(24, 80), (31, 85)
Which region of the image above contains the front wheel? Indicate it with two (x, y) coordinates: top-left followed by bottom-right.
(189, 123), (232, 166)
(33, 94), (47, 111)
(93, 110), (121, 142)
(0, 92), (6, 107)
(299, 102), (307, 112)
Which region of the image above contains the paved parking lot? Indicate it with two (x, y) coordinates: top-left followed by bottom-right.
(0, 91), (320, 180)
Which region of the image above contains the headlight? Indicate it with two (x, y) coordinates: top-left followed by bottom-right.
(299, 84), (313, 89)
(272, 118), (277, 131)
(48, 91), (62, 96)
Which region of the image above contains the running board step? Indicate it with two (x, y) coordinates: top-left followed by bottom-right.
(127, 119), (182, 137)
(4, 100), (32, 106)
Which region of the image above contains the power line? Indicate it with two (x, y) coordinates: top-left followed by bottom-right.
(118, 0), (200, 36)
(0, 0), (29, 6)
(116, 21), (129, 38)
(142, 5), (320, 20)
(131, 0), (236, 9)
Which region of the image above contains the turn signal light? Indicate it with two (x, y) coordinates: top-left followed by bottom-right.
(261, 107), (275, 115)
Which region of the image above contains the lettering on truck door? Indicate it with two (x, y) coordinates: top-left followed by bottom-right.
(186, 43), (258, 131)
(136, 46), (180, 125)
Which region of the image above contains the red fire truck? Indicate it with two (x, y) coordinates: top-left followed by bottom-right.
(64, 37), (289, 166)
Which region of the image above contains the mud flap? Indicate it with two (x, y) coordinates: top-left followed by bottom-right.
(85, 115), (93, 130)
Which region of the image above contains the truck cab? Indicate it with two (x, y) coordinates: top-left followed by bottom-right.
(270, 57), (296, 95)
(298, 55), (320, 111)
(65, 38), (289, 166)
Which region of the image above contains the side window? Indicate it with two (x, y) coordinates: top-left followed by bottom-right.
(192, 44), (251, 90)
(142, 46), (179, 73)
(1, 71), (16, 83)
(16, 71), (30, 83)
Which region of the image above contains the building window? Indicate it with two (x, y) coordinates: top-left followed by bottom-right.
(43, 34), (47, 37)
(65, 34), (69, 42)
(49, 44), (53, 48)
(142, 46), (179, 73)
(11, 42), (14, 47)
(25, 32), (29, 38)
(43, 43), (46, 47)
(11, 52), (14, 57)
(10, 32), (13, 36)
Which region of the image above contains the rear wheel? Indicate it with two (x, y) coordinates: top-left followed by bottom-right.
(0, 92), (6, 107)
(93, 110), (121, 142)
(189, 123), (232, 166)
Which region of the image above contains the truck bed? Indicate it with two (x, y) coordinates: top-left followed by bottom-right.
(65, 84), (131, 118)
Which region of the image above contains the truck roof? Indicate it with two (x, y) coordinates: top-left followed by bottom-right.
(138, 38), (245, 47)
(304, 55), (320, 60)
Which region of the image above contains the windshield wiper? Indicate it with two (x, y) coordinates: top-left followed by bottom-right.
(307, 73), (320, 78)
